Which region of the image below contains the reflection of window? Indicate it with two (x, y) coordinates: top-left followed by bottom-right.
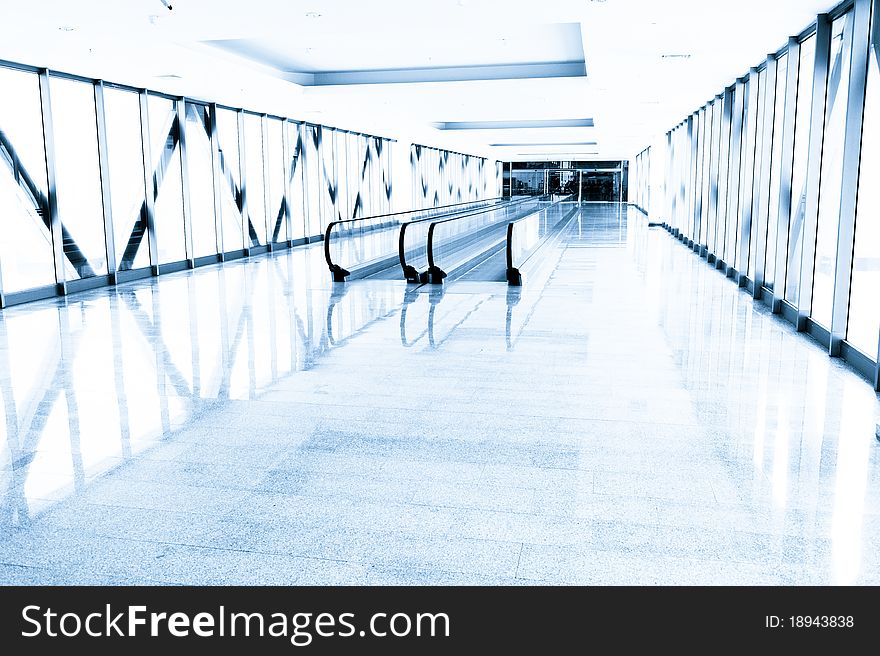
(812, 14), (853, 328)
(846, 30), (880, 355)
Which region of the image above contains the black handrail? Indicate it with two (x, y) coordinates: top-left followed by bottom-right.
(506, 197), (578, 286)
(399, 196), (535, 283)
(422, 196), (546, 283)
(324, 196), (508, 276)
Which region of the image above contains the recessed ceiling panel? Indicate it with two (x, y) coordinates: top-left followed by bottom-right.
(204, 21), (585, 80)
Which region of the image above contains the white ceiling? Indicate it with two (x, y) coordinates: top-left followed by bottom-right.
(0, 0), (836, 161)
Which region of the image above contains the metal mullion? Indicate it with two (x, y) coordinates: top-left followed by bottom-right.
(772, 38), (801, 313)
(261, 114), (273, 249)
(829, 0), (873, 361)
(237, 109), (249, 253)
(94, 81), (118, 283)
(797, 14), (833, 330)
(208, 103), (225, 259)
(136, 91), (159, 274)
(38, 69), (67, 294)
(738, 69), (760, 283)
(753, 56), (779, 297)
(177, 98), (195, 267)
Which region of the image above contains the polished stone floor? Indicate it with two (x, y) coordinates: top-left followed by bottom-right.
(1, 202), (879, 585)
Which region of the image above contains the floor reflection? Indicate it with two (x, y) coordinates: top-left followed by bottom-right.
(1, 204), (879, 585)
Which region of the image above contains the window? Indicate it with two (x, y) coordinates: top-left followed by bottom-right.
(0, 67), (56, 293)
(265, 117), (287, 244)
(765, 54), (788, 290)
(103, 87), (150, 272)
(50, 76), (107, 280)
(183, 103), (218, 259)
(812, 14), (854, 328)
(846, 28), (880, 355)
(215, 108), (244, 253)
(243, 113), (267, 247)
(785, 34), (817, 304)
(147, 95), (186, 265)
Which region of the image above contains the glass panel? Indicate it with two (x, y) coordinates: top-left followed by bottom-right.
(243, 113), (267, 247)
(147, 95), (186, 265)
(728, 82), (745, 264)
(336, 131), (350, 221)
(288, 122), (307, 240)
(716, 92), (732, 259)
(708, 100), (721, 253)
(749, 68), (768, 278)
(320, 127), (338, 230)
(303, 124), (322, 236)
(765, 54), (788, 290)
(49, 76), (107, 280)
(785, 34), (816, 304)
(0, 67), (56, 293)
(382, 138), (392, 213)
(812, 14), (853, 328)
(183, 103), (218, 259)
(351, 134), (364, 217)
(266, 117), (286, 244)
(103, 87), (150, 272)
(846, 30), (880, 354)
(215, 108), (244, 252)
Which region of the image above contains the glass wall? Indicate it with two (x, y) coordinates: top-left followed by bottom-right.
(660, 0), (880, 386)
(0, 58), (477, 307)
(410, 143), (490, 209)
